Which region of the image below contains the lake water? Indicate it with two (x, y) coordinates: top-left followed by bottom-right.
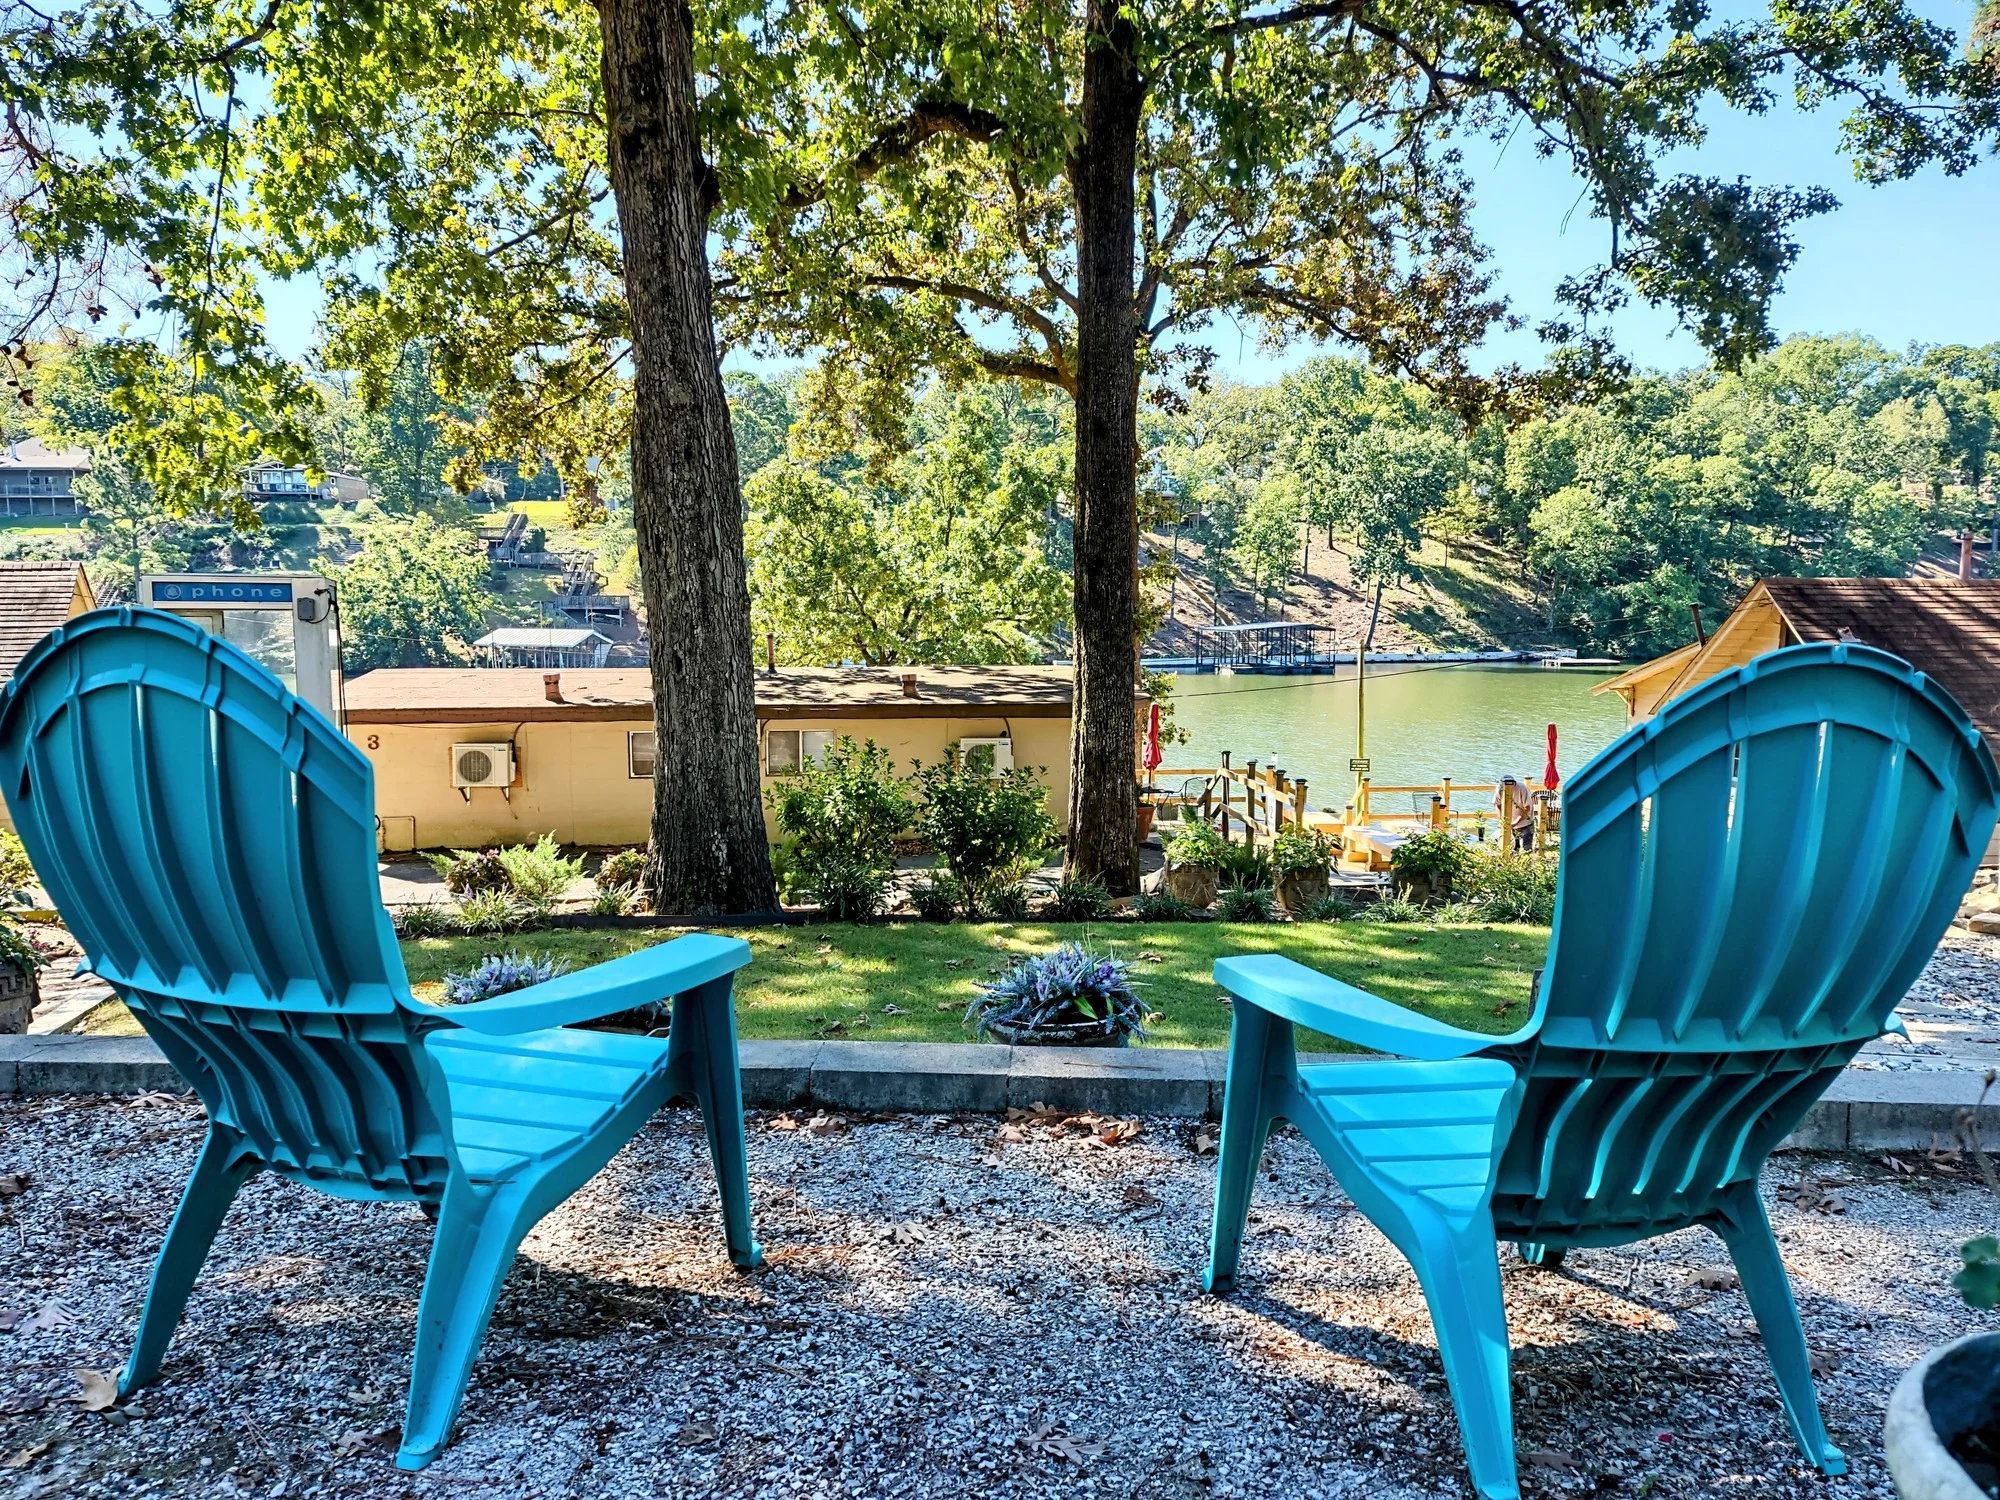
(1163, 664), (1630, 807)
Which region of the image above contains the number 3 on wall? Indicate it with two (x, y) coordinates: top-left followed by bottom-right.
(365, 734), (381, 750)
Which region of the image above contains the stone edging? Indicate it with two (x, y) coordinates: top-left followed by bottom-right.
(0, 1033), (1988, 1151)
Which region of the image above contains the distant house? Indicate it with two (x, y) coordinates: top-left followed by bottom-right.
(343, 664), (1121, 851)
(473, 627), (612, 669)
(1598, 578), (2000, 756)
(0, 561), (96, 830)
(0, 438), (91, 516)
(243, 463), (372, 506)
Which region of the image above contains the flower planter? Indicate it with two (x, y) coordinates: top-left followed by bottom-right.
(1887, 1330), (2000, 1500)
(0, 961), (36, 1036)
(1276, 866), (1329, 918)
(1136, 804), (1157, 842)
(1164, 863), (1218, 909)
(983, 1020), (1129, 1048)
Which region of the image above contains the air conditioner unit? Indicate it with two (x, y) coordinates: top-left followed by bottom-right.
(959, 736), (1014, 775)
(451, 742), (514, 789)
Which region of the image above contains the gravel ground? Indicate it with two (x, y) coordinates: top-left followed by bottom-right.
(0, 1097), (1995, 1500)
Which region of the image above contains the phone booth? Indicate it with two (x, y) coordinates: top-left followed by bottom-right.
(139, 573), (344, 728)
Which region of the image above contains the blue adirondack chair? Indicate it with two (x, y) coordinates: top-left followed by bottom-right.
(0, 608), (765, 1471)
(1203, 642), (2000, 1500)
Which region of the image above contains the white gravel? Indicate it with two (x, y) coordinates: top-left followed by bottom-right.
(1, 1096), (1995, 1499)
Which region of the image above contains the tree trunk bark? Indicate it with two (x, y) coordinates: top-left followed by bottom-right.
(599, 0), (775, 915)
(1064, 0), (1145, 895)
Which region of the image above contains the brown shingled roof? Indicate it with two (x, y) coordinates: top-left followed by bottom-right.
(343, 664), (1102, 724)
(1761, 577), (2000, 744)
(0, 561), (90, 682)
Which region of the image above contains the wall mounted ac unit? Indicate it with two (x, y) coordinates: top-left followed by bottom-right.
(452, 742), (514, 789)
(959, 736), (1014, 775)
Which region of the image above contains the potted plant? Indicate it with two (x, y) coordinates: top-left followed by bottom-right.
(1136, 781), (1157, 842)
(1162, 819), (1227, 909)
(1886, 1075), (2000, 1499)
(966, 942), (1146, 1047)
(1271, 825), (1336, 917)
(0, 919), (39, 1035)
(1388, 829), (1476, 906)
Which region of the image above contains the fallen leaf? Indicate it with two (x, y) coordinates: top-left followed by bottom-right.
(125, 1091), (184, 1109)
(1019, 1422), (1107, 1465)
(1094, 1119), (1142, 1146)
(19, 1301), (75, 1334)
(0, 1393), (46, 1416)
(0, 1309), (17, 1333)
(1119, 1184), (1160, 1210)
(996, 1124), (1027, 1144)
(767, 1114), (801, 1132)
(944, 958), (969, 969)
(677, 1419), (718, 1446)
(1194, 1132), (1218, 1156)
(881, 1003), (906, 1015)
(1136, 950), (1165, 963)
(814, 943), (834, 956)
(2, 1441), (53, 1470)
(1524, 1448), (1578, 1471)
(872, 1221), (928, 1247)
(0, 1173), (25, 1197)
(72, 1368), (117, 1412)
(805, 1113), (849, 1136)
(1880, 1154), (1914, 1176)
(1809, 1347), (1842, 1377)
(1692, 1269), (1739, 1292)
(333, 1430), (369, 1457)
(1213, 993), (1233, 1007)
(934, 1002), (957, 1012)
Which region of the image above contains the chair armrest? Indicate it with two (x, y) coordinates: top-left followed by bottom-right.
(410, 932), (753, 1036)
(1214, 953), (1530, 1061)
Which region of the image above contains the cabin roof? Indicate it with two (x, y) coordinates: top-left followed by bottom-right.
(343, 664), (1113, 724)
(1593, 640), (1701, 698)
(473, 628), (609, 649)
(0, 561), (93, 682)
(0, 437), (91, 472)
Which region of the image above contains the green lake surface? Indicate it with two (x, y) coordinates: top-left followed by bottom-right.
(1163, 664), (1630, 804)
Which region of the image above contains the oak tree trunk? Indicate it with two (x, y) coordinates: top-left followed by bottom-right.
(599, 0), (776, 915)
(1064, 0), (1145, 895)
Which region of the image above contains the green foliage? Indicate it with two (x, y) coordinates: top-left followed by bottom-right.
(0, 918), (42, 977)
(1271, 826), (1336, 880)
(1391, 831), (1478, 897)
(326, 516), (489, 670)
(0, 830), (36, 894)
(910, 755), (1058, 908)
(442, 950), (571, 1005)
(1217, 843), (1273, 892)
(395, 903), (456, 939)
(980, 884), (1031, 922)
(967, 943), (1146, 1044)
(1045, 878), (1112, 922)
(800, 852), (890, 923)
(589, 883), (639, 917)
(597, 848), (648, 888)
(1134, 891), (1202, 923)
(1956, 1235), (2000, 1310)
(766, 737), (912, 873)
(454, 890), (536, 936)
(496, 835), (586, 903)
(426, 848), (511, 897)
(1217, 887), (1278, 923)
(1300, 894), (1359, 922)
(1466, 851), (1561, 925)
(909, 877), (963, 924)
(1164, 820), (1229, 870)
(1362, 894), (1429, 924)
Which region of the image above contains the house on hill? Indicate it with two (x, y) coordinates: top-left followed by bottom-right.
(344, 663), (1127, 852)
(0, 438), (91, 517)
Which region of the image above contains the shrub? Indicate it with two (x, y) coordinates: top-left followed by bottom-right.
(426, 847), (510, 896)
(1299, 894), (1357, 922)
(804, 852), (890, 922)
(0, 918), (42, 976)
(768, 737), (911, 870)
(769, 839), (810, 903)
(1361, 893), (1427, 924)
(497, 835), (586, 902)
(597, 847), (647, 888)
(590, 883), (639, 917)
(1389, 830), (1477, 900)
(396, 902), (455, 938)
(980, 884), (1031, 922)
(0, 829), (36, 894)
(1216, 886), (1277, 923)
(455, 889), (535, 935)
(1464, 849), (1559, 924)
(441, 950), (571, 1005)
(911, 753), (1057, 908)
(966, 942), (1147, 1044)
(1134, 891), (1201, 922)
(1044, 877), (1112, 922)
(1164, 819), (1228, 870)
(1216, 842), (1272, 891)
(910, 877), (962, 923)
(1270, 825), (1336, 879)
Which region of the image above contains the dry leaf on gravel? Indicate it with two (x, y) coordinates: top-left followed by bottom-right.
(72, 1368), (117, 1412)
(19, 1301), (75, 1334)
(1194, 1132), (1218, 1156)
(1019, 1423), (1107, 1465)
(2, 1441), (53, 1470)
(1810, 1347), (1842, 1377)
(0, 1393), (46, 1416)
(767, 1114), (801, 1132)
(1693, 1269), (1740, 1291)
(677, 1419), (718, 1446)
(996, 1124), (1027, 1144)
(1119, 1184), (1160, 1210)
(1093, 1120), (1142, 1146)
(125, 1091), (185, 1109)
(872, 1221), (929, 1247)
(0, 1172), (26, 1197)
(805, 1113), (849, 1136)
(1523, 1448), (1578, 1470)
(1789, 1180), (1848, 1214)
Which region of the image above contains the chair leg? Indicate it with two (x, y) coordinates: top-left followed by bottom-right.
(1405, 1211), (1519, 1500)
(670, 975), (763, 1270)
(1515, 1242), (1564, 1269)
(398, 1176), (536, 1471)
(1713, 1182), (1846, 1476)
(120, 1126), (262, 1397)
(1202, 1000), (1290, 1294)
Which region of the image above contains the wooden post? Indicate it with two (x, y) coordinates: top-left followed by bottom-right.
(1440, 776), (1452, 822)
(1358, 778), (1372, 824)
(1500, 780), (1515, 850)
(1294, 779), (1309, 824)
(1430, 794), (1446, 832)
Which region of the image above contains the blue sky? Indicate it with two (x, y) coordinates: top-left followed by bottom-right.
(259, 10), (2000, 385)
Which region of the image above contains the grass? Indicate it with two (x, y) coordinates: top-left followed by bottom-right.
(508, 500), (571, 529)
(73, 920), (1546, 1048)
(0, 515), (85, 535)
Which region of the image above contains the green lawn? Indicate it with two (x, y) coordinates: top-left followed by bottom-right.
(76, 920), (1547, 1048)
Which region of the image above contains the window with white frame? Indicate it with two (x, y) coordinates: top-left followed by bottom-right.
(766, 728), (835, 775)
(628, 730), (656, 778)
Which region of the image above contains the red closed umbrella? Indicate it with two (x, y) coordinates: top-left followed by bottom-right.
(1543, 723), (1560, 791)
(1143, 702), (1163, 780)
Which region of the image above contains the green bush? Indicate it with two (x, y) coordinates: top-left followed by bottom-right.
(0, 829), (36, 893)
(910, 877), (962, 923)
(1464, 849), (1558, 924)
(911, 753), (1057, 909)
(456, 889), (536, 934)
(597, 847), (647, 888)
(1361, 893), (1427, 924)
(1164, 819), (1228, 869)
(769, 839), (809, 903)
(1134, 891), (1202, 922)
(1044, 878), (1112, 922)
(1216, 886), (1277, 923)
(804, 851), (890, 922)
(590, 883), (639, 917)
(497, 835), (586, 902)
(396, 903), (455, 938)
(1389, 830), (1476, 900)
(1270, 825), (1335, 879)
(1298, 894), (1356, 922)
(1215, 841), (1272, 891)
(980, 884), (1031, 922)
(769, 737), (911, 910)
(426, 848), (510, 896)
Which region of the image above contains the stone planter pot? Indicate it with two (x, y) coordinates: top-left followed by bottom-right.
(1396, 873), (1436, 906)
(1164, 863), (1218, 910)
(0, 961), (37, 1036)
(1137, 804), (1157, 842)
(983, 1019), (1129, 1048)
(1887, 1330), (2000, 1500)
(1276, 866), (1330, 918)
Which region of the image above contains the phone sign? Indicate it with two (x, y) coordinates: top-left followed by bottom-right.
(155, 581), (294, 605)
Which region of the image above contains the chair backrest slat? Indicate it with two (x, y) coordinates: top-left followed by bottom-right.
(1493, 643), (1999, 1241)
(0, 610), (451, 1198)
